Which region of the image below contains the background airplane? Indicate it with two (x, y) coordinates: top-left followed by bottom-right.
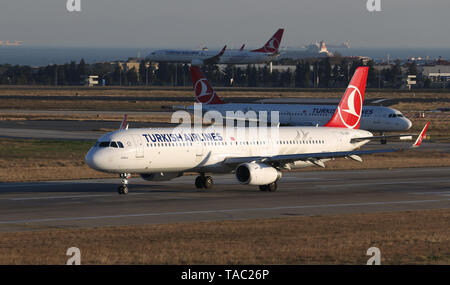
(146, 28), (284, 66)
(184, 66), (413, 135)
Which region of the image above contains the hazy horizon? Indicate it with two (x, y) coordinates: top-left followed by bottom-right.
(1, 1), (450, 49)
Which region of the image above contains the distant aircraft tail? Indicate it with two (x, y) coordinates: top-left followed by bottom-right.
(239, 44), (245, 51)
(119, 114), (128, 130)
(251, 28), (284, 54)
(190, 66), (226, 105)
(324, 66), (369, 129)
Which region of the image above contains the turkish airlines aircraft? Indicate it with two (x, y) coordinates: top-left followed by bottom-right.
(146, 29), (284, 66)
(186, 66), (412, 133)
(86, 67), (429, 194)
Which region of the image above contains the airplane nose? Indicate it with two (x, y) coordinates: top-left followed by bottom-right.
(405, 118), (412, 130)
(85, 148), (109, 171)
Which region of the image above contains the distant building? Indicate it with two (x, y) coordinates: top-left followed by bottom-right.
(83, 75), (99, 87)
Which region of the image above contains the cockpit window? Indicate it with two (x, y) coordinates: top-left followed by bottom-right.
(389, 114), (404, 118)
(98, 141), (110, 147)
(96, 141), (125, 148)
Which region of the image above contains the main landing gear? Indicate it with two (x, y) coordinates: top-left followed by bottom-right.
(195, 173), (214, 189)
(259, 182), (278, 192)
(118, 173), (131, 195)
(380, 132), (387, 145)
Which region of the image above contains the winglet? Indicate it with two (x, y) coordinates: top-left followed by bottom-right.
(203, 45), (227, 65)
(119, 114), (128, 130)
(218, 45), (227, 57)
(412, 122), (430, 148)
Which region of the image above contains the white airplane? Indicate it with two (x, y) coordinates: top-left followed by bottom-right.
(146, 29), (284, 66)
(185, 66), (412, 134)
(86, 67), (429, 194)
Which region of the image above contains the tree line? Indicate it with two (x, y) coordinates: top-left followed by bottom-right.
(0, 57), (430, 88)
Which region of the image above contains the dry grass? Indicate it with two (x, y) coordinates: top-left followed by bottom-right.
(0, 209), (448, 264)
(0, 111), (173, 123)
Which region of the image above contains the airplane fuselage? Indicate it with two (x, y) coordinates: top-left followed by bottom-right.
(147, 49), (277, 65)
(189, 104), (412, 132)
(86, 126), (372, 175)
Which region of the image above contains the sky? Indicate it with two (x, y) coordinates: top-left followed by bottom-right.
(1, 0), (450, 49)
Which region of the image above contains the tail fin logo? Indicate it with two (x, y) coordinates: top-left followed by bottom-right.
(194, 78), (216, 104)
(338, 85), (363, 129)
(264, 38), (279, 53)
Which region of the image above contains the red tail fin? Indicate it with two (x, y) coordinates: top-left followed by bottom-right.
(413, 122), (430, 147)
(119, 114), (128, 130)
(190, 66), (225, 105)
(324, 66), (369, 129)
(251, 28), (284, 53)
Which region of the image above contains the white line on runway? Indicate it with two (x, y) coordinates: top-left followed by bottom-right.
(0, 198), (448, 225)
(316, 179), (450, 188)
(8, 194), (121, 201)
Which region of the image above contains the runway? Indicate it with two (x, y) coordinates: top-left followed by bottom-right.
(0, 167), (449, 232)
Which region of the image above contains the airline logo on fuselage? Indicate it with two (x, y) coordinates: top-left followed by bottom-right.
(142, 132), (223, 143)
(312, 107), (373, 116)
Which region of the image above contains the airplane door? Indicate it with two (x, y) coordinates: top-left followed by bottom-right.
(131, 135), (144, 158)
(195, 140), (204, 163)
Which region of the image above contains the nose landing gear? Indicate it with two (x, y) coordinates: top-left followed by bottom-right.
(118, 173), (131, 195)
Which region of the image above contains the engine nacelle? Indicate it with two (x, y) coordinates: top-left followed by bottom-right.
(235, 162), (282, 186)
(140, 172), (182, 182)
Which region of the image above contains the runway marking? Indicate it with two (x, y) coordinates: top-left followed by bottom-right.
(411, 191), (450, 197)
(316, 179), (450, 188)
(0, 198), (448, 225)
(8, 194), (121, 201)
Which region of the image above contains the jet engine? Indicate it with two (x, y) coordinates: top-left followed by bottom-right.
(235, 162), (282, 185)
(140, 172), (182, 181)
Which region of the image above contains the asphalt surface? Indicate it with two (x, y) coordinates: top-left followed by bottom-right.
(0, 167), (449, 232)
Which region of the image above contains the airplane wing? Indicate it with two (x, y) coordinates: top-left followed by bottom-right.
(350, 134), (413, 143)
(351, 122), (430, 143)
(203, 45), (227, 65)
(223, 122), (430, 167)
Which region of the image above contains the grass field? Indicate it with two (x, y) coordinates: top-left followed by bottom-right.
(0, 209), (448, 265)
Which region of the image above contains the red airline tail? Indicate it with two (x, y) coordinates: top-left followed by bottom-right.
(190, 66), (225, 105)
(324, 66), (369, 129)
(251, 28), (284, 54)
(119, 114), (128, 130)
